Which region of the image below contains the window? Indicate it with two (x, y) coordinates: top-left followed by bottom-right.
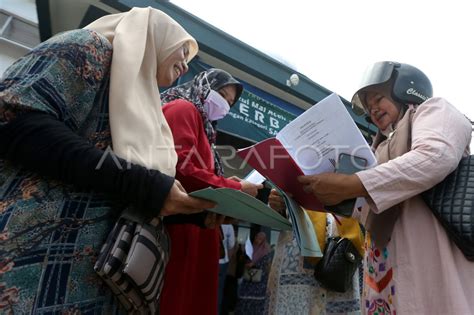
(0, 10), (40, 49)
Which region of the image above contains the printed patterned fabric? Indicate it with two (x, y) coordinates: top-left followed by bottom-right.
(265, 231), (361, 315)
(362, 237), (395, 315)
(0, 29), (127, 314)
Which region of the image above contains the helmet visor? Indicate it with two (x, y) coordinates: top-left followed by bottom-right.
(351, 61), (398, 115)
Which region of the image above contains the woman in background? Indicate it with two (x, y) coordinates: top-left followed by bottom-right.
(235, 231), (274, 314)
(160, 68), (262, 315)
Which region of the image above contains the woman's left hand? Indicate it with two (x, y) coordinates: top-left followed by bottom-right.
(297, 173), (368, 205)
(268, 189), (286, 213)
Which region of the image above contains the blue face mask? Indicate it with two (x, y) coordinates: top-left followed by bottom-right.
(203, 73), (230, 121)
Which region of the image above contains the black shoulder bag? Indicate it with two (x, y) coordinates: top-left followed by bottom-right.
(422, 155), (474, 261)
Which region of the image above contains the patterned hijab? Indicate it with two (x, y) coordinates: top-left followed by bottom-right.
(161, 68), (243, 176)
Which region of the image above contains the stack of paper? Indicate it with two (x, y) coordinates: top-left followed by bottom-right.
(237, 93), (376, 210)
(236, 93), (376, 255)
(245, 170), (321, 256)
(272, 185), (322, 257)
(189, 187), (292, 231)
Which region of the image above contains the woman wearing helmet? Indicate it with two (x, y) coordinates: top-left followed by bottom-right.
(298, 61), (474, 314)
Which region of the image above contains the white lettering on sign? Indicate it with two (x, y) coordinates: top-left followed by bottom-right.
(240, 98), (250, 105)
(251, 101), (267, 113)
(255, 110), (265, 123)
(240, 103), (249, 117)
(270, 117), (279, 128)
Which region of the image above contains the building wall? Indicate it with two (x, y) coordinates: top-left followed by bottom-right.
(0, 0), (39, 76)
(0, 42), (27, 74)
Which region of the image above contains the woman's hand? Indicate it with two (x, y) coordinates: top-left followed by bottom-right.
(240, 180), (263, 197)
(228, 176), (263, 197)
(160, 180), (216, 216)
(268, 189), (286, 215)
(297, 173), (368, 205)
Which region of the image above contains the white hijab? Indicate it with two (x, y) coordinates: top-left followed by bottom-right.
(84, 7), (198, 176)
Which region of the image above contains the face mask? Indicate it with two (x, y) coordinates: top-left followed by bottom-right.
(203, 89), (230, 121)
(202, 72), (230, 121)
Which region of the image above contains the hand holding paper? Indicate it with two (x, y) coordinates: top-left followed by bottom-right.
(298, 173), (368, 206)
(272, 185), (322, 257)
(237, 93), (376, 210)
(161, 180), (216, 216)
(189, 187), (291, 230)
(268, 189), (286, 214)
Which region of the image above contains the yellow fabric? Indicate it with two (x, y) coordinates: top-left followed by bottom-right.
(306, 211), (327, 250)
(84, 7), (198, 175)
(336, 216), (365, 256)
(305, 211), (327, 264)
(306, 210), (365, 258)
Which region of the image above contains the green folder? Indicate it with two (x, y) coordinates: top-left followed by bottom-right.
(189, 188), (292, 230)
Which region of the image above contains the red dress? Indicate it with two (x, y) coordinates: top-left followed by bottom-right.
(160, 100), (241, 315)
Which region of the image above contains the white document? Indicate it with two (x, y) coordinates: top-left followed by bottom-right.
(244, 169), (266, 185)
(276, 93), (376, 175)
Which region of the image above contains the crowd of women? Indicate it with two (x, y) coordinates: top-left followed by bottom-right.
(0, 6), (473, 315)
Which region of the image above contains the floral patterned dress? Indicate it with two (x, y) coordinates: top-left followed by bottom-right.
(0, 29), (126, 314)
(265, 229), (361, 315)
(361, 238), (394, 314)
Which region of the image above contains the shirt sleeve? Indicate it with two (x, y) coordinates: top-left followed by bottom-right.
(164, 100), (242, 191)
(356, 97), (472, 213)
(0, 111), (174, 219)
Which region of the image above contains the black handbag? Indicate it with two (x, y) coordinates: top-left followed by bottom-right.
(314, 236), (362, 293)
(422, 155), (474, 261)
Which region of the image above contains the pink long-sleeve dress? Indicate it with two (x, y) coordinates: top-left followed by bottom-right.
(355, 97), (474, 314)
